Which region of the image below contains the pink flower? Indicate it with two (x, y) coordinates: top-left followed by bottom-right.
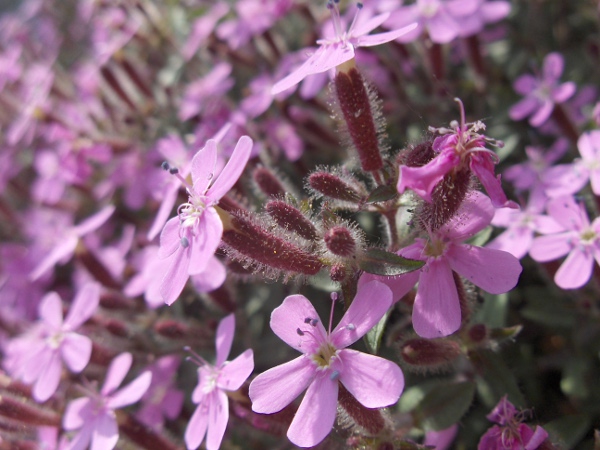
(530, 195), (600, 289)
(398, 99), (517, 209)
(185, 314), (254, 450)
(478, 396), (549, 450)
(361, 192), (522, 338)
(509, 52), (576, 127)
(249, 281), (404, 448)
(157, 135), (252, 305)
(4, 283), (100, 402)
(271, 1), (416, 95)
(63, 352), (152, 450)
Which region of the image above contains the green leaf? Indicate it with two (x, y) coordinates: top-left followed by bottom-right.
(364, 310), (390, 354)
(365, 185), (398, 203)
(544, 414), (591, 449)
(413, 381), (476, 431)
(470, 349), (525, 408)
(359, 248), (424, 276)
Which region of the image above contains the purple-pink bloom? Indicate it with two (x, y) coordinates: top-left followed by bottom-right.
(157, 135), (252, 305)
(361, 192), (522, 338)
(398, 99), (517, 209)
(509, 52), (576, 127)
(185, 314), (254, 450)
(249, 281), (404, 448)
(478, 396), (549, 450)
(271, 1), (416, 95)
(530, 195), (600, 289)
(63, 352), (152, 450)
(3, 283), (100, 402)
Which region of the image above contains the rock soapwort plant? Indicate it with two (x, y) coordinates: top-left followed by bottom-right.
(1, 0), (599, 449)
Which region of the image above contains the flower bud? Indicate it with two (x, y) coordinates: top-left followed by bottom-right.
(265, 200), (318, 241)
(338, 383), (385, 435)
(253, 166), (286, 198)
(400, 338), (461, 368)
(324, 226), (356, 257)
(308, 171), (363, 203)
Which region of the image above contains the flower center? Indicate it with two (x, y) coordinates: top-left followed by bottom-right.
(424, 237), (447, 257)
(419, 0), (440, 18)
(46, 331), (64, 350)
(312, 342), (338, 368)
(178, 195), (209, 229)
(580, 228), (597, 244)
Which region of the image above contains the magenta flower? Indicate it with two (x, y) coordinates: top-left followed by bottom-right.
(63, 352), (152, 450)
(157, 135), (252, 305)
(478, 396), (549, 450)
(509, 52), (576, 127)
(398, 99), (517, 209)
(249, 281), (404, 448)
(3, 283), (100, 402)
(530, 195), (600, 289)
(361, 192), (522, 338)
(271, 1), (416, 95)
(185, 314), (254, 450)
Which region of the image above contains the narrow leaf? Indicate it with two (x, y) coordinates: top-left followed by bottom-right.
(359, 248), (424, 276)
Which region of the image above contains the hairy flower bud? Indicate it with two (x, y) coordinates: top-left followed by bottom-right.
(324, 226), (356, 257)
(338, 383), (385, 435)
(266, 200), (318, 241)
(308, 171), (363, 203)
(400, 338), (462, 368)
(253, 166), (287, 198)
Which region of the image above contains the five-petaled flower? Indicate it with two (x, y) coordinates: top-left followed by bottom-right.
(157, 135), (252, 305)
(185, 314), (254, 450)
(249, 280), (404, 448)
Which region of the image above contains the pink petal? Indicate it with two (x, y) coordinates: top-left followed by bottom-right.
(554, 249), (593, 289)
(249, 355), (316, 414)
(218, 349), (254, 391)
(412, 258), (461, 338)
(447, 245), (522, 294)
(101, 352), (132, 396)
(68, 425), (94, 450)
(270, 294), (327, 354)
(61, 334), (92, 373)
(530, 233), (573, 262)
(427, 13), (460, 44)
(272, 44), (355, 95)
(533, 214), (566, 234)
(160, 248), (191, 305)
(39, 292), (63, 329)
(108, 370), (152, 409)
(185, 402), (209, 450)
(336, 349), (404, 408)
(188, 208), (222, 275)
(552, 81), (576, 103)
(354, 23), (417, 47)
(358, 271), (420, 304)
(63, 397), (93, 430)
(331, 280), (392, 349)
(90, 414), (118, 450)
(529, 100), (554, 127)
(286, 373), (338, 448)
(509, 96), (540, 121)
(469, 157), (517, 209)
(481, 2), (511, 23)
(206, 389), (229, 450)
(398, 150), (460, 202)
(486, 226), (532, 260)
(441, 191), (495, 241)
(191, 140), (218, 195)
(147, 182), (179, 241)
(29, 235), (78, 281)
(157, 217), (181, 259)
(525, 425), (550, 450)
(215, 314), (235, 366)
(543, 164), (588, 199)
(513, 74), (537, 95)
(72, 205), (115, 236)
(577, 130), (600, 161)
(543, 52), (564, 81)
(32, 351), (62, 402)
(191, 256), (226, 293)
(547, 195), (588, 230)
(351, 12), (389, 37)
(63, 283), (100, 330)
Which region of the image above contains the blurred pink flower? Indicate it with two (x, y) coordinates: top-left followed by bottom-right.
(249, 281), (404, 448)
(185, 314), (254, 450)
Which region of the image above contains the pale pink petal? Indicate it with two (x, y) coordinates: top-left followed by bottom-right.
(553, 81), (576, 103)
(185, 402), (209, 450)
(513, 74), (537, 95)
(108, 371), (152, 409)
(336, 349), (403, 408)
(206, 389), (228, 450)
(543, 52), (564, 81)
(39, 292), (63, 329)
(215, 314), (235, 366)
(249, 355), (316, 414)
(525, 425), (549, 450)
(547, 195), (588, 230)
(529, 100), (554, 127)
(160, 248), (191, 305)
(63, 397), (93, 430)
(61, 334), (92, 373)
(509, 97), (540, 121)
(191, 140), (218, 195)
(441, 191), (495, 241)
(446, 0), (480, 16)
(481, 2), (511, 23)
(331, 280), (392, 348)
(72, 205), (115, 236)
(358, 270), (420, 304)
(188, 208), (222, 275)
(270, 295), (327, 354)
(101, 352), (132, 396)
(218, 349), (254, 391)
(286, 373), (338, 448)
(486, 227), (532, 260)
(590, 169), (600, 196)
(554, 249), (593, 289)
(354, 23), (417, 47)
(578, 131), (600, 161)
(427, 13), (459, 44)
(351, 12), (389, 37)
(191, 257), (226, 293)
(32, 351), (62, 402)
(447, 245), (522, 294)
(90, 414), (118, 450)
(272, 44), (355, 95)
(529, 233), (573, 262)
(67, 424), (94, 450)
(147, 182), (179, 241)
(207, 136), (252, 201)
(424, 424), (458, 450)
(157, 217), (181, 259)
(469, 157), (517, 209)
(412, 259), (461, 338)
(63, 283), (100, 330)
(543, 164), (588, 199)
(30, 235), (78, 281)
(532, 214), (566, 234)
